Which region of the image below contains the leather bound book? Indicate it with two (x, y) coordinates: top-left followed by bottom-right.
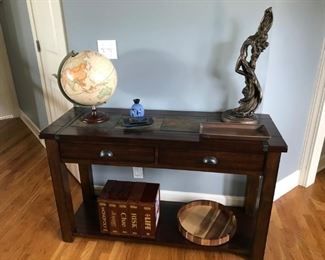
(106, 181), (133, 235)
(139, 183), (160, 239)
(127, 182), (146, 237)
(97, 180), (116, 234)
(115, 181), (133, 236)
(104, 180), (126, 235)
(106, 181), (122, 235)
(107, 201), (119, 235)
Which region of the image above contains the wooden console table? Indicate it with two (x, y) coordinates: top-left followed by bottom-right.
(40, 107), (287, 260)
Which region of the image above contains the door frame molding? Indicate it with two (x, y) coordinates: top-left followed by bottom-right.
(299, 39), (325, 187)
(26, 0), (68, 124)
(26, 0), (51, 122)
(26, 0), (80, 182)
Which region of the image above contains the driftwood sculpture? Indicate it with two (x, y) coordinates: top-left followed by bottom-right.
(222, 7), (273, 124)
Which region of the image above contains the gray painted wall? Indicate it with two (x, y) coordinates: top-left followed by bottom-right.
(262, 2), (325, 179)
(62, 1), (272, 112)
(0, 0), (48, 129)
(1, 0), (324, 195)
(62, 0), (325, 195)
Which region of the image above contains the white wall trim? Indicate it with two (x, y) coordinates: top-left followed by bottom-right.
(19, 110), (45, 147)
(95, 186), (245, 207)
(93, 171), (300, 206)
(94, 185), (244, 206)
(318, 154), (325, 172)
(161, 170), (300, 203)
(274, 170), (300, 201)
(0, 115), (16, 120)
(299, 39), (325, 187)
(159, 190), (244, 206)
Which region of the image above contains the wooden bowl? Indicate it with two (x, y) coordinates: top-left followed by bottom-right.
(177, 200), (237, 246)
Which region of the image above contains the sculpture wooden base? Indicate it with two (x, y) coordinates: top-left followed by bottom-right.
(221, 110), (258, 124)
(81, 110), (109, 124)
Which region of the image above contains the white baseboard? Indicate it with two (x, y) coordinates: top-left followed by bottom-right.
(160, 190), (244, 206)
(273, 170), (300, 201)
(0, 115), (16, 120)
(93, 171), (300, 206)
(318, 154), (325, 172)
(164, 170), (300, 204)
(163, 170), (300, 203)
(19, 110), (45, 147)
(94, 185), (244, 207)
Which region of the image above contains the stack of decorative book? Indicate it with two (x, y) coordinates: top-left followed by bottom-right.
(97, 180), (160, 239)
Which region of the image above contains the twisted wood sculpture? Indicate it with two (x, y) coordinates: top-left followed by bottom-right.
(222, 7), (273, 124)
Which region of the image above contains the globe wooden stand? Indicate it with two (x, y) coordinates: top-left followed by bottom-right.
(81, 106), (109, 124)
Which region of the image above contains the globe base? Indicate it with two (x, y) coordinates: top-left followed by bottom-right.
(81, 107), (109, 124)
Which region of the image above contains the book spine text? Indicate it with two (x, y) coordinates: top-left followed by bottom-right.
(129, 204), (140, 236)
(97, 200), (109, 233)
(118, 203), (129, 235)
(108, 203), (119, 235)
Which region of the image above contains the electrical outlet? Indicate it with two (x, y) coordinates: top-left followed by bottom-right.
(97, 40), (118, 59)
(132, 167), (143, 179)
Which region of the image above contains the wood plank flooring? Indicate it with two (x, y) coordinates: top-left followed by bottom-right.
(0, 118), (324, 260)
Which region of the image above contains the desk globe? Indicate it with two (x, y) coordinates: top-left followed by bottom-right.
(57, 50), (117, 123)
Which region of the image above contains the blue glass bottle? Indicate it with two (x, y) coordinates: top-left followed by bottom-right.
(130, 99), (144, 118)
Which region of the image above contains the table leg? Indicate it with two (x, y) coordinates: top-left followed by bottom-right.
(78, 163), (95, 202)
(45, 140), (75, 242)
(251, 152), (281, 260)
(245, 175), (262, 215)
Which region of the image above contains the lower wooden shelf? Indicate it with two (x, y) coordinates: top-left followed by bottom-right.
(74, 201), (254, 256)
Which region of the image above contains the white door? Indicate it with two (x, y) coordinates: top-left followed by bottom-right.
(27, 0), (80, 181)
(27, 0), (72, 122)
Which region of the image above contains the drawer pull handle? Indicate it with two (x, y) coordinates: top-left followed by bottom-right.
(99, 150), (114, 158)
(203, 156), (218, 165)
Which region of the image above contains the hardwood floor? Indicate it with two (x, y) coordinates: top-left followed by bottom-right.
(0, 118), (324, 260)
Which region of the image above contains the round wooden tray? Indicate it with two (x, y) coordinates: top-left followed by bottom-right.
(177, 200), (237, 246)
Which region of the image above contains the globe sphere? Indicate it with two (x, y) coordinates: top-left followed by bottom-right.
(58, 50), (117, 106)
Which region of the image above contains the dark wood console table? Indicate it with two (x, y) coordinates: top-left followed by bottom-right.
(40, 107), (287, 260)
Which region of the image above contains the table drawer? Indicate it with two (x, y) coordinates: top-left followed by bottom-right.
(60, 143), (155, 163)
(158, 148), (265, 174)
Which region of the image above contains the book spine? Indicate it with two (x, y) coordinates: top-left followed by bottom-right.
(155, 190), (160, 227)
(118, 203), (129, 236)
(97, 200), (109, 234)
(129, 203), (140, 237)
(108, 202), (119, 235)
(141, 204), (156, 238)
